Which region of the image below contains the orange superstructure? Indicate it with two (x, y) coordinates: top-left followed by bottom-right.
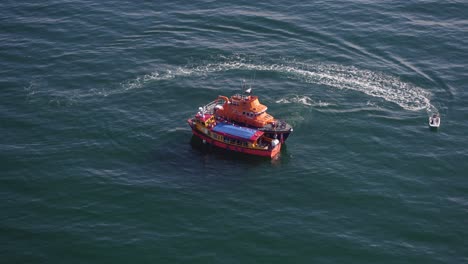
(196, 90), (293, 143)
(215, 94), (275, 128)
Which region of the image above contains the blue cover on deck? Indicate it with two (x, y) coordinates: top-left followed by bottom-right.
(212, 122), (259, 140)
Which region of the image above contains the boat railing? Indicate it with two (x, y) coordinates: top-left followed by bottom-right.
(200, 99), (222, 114)
(232, 93), (250, 101)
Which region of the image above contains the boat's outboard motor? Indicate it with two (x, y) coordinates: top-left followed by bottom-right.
(271, 139), (280, 147)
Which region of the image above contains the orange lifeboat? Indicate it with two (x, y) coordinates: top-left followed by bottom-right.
(212, 91), (293, 143)
(215, 94), (274, 127)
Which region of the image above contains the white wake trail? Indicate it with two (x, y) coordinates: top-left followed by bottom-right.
(29, 57), (436, 113)
(126, 60), (436, 112)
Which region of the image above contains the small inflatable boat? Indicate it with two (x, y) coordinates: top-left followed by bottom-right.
(429, 113), (440, 128)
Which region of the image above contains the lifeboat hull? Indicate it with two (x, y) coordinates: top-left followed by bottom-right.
(188, 119), (281, 158)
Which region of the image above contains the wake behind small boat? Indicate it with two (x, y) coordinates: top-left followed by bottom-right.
(429, 113), (441, 128)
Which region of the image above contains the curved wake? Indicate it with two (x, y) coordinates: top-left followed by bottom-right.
(27, 56), (437, 113)
(123, 58), (436, 112)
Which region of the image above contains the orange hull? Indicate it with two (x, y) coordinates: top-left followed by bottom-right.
(187, 118), (281, 158)
(191, 129), (281, 158)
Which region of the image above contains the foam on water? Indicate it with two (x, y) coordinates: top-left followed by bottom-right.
(275, 95), (333, 107)
(122, 57), (437, 112)
(26, 56), (437, 113)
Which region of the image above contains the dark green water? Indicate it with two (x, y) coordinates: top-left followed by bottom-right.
(2, 1), (468, 263)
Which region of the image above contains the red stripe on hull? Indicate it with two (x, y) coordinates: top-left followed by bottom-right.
(191, 129), (280, 158)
